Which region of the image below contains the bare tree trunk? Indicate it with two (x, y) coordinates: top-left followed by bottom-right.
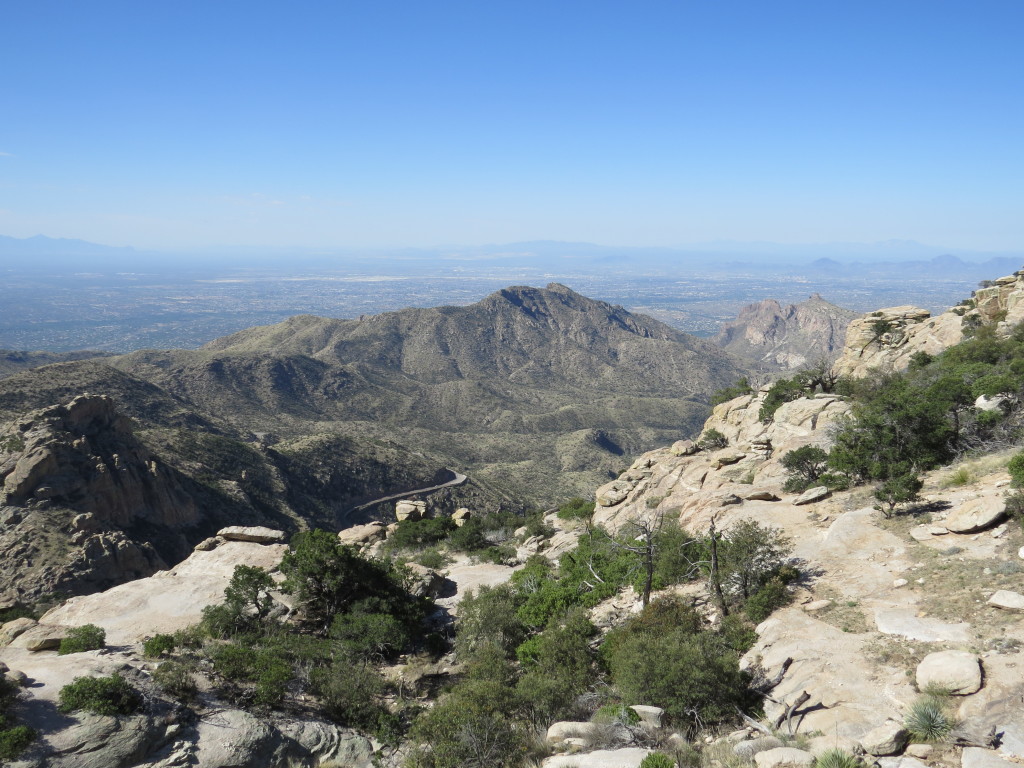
(709, 518), (729, 617)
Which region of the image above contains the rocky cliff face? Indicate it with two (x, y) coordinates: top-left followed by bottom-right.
(1, 394), (197, 527)
(713, 294), (857, 371)
(0, 394), (201, 604)
(833, 268), (1024, 379)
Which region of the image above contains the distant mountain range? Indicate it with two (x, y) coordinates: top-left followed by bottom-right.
(1, 234), (1019, 277)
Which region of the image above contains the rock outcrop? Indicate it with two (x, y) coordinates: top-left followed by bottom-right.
(0, 395), (202, 603)
(833, 269), (1024, 379)
(592, 389), (850, 531)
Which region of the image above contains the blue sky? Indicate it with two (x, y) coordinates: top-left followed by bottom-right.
(1, 1), (1022, 250)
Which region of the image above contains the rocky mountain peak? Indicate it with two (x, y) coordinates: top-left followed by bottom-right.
(714, 294), (858, 371)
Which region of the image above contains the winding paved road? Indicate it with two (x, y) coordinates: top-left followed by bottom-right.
(345, 469), (468, 516)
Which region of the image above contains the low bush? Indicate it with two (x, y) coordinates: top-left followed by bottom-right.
(387, 517), (456, 551)
(0, 725), (36, 760)
(153, 661), (198, 701)
(1009, 451), (1024, 488)
(697, 428), (728, 450)
(606, 629), (754, 727)
(143, 633), (176, 658)
(414, 547), (450, 570)
(557, 497), (594, 521)
(310, 660), (388, 733)
(711, 378), (754, 406)
(58, 624), (106, 655)
(58, 674), (141, 716)
(640, 754), (676, 768)
(209, 643), (292, 708)
(743, 579), (791, 623)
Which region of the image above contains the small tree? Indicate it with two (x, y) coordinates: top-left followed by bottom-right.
(781, 445), (830, 492)
(697, 428), (729, 451)
(223, 565), (276, 624)
(873, 472), (923, 518)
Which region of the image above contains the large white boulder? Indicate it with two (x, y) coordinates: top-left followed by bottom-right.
(860, 721), (910, 756)
(754, 747), (816, 768)
(546, 721), (600, 744)
(542, 748), (653, 767)
(915, 651), (983, 695)
(987, 590), (1024, 612)
(944, 497), (1006, 533)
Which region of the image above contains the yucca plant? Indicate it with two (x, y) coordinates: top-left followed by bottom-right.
(905, 696), (954, 742)
(814, 748), (862, 768)
(640, 753), (677, 768)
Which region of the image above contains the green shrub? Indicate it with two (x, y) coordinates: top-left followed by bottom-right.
(0, 605), (36, 625)
(711, 378), (754, 406)
(607, 630), (753, 727)
(601, 595), (702, 666)
(153, 661), (198, 701)
(904, 695), (954, 742)
(310, 660), (387, 731)
(58, 675), (141, 716)
(387, 517), (456, 550)
(414, 547), (450, 570)
(814, 748), (862, 768)
(557, 497), (594, 521)
(640, 754), (676, 768)
(514, 610), (595, 726)
(409, 646), (522, 765)
(697, 428), (728, 450)
(143, 633), (176, 658)
(1009, 452), (1024, 488)
(744, 579), (791, 623)
(447, 517), (491, 552)
(0, 725), (36, 760)
(456, 584), (527, 659)
(331, 609), (411, 661)
(781, 446), (830, 493)
(759, 377), (808, 423)
(209, 643), (292, 708)
(58, 624), (106, 655)
(1006, 491), (1024, 528)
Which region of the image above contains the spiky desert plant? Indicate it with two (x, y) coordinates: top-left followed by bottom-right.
(814, 748), (862, 768)
(640, 753), (676, 768)
(904, 696), (954, 742)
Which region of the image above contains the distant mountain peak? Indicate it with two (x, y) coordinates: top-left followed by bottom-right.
(714, 294), (858, 371)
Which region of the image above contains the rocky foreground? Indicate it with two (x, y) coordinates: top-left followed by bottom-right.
(3, 381), (1022, 767)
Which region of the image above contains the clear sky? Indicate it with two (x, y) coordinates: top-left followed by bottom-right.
(1, 1), (1022, 251)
